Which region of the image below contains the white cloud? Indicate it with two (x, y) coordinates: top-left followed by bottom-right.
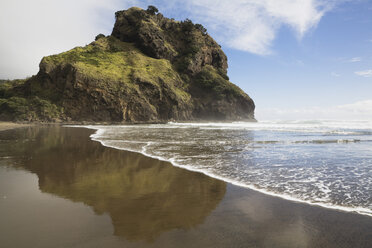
(355, 69), (372, 77)
(0, 0), (340, 79)
(331, 72), (340, 77)
(256, 100), (372, 120)
(296, 60), (305, 66)
(348, 57), (362, 62)
(0, 0), (137, 79)
(185, 0), (336, 55)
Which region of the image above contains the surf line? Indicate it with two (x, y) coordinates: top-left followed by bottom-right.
(72, 125), (372, 218)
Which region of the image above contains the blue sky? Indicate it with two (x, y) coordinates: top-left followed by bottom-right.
(1, 0), (371, 120)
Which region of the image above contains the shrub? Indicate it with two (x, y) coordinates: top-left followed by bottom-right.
(146, 5), (159, 15)
(0, 95), (63, 121)
(181, 18), (194, 33)
(195, 66), (242, 99)
(95, 34), (106, 41)
(195, 24), (207, 34)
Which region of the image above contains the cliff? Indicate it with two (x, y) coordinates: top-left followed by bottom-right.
(0, 6), (255, 123)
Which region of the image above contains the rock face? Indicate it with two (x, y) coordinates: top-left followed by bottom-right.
(0, 7), (255, 122)
(112, 7), (228, 75)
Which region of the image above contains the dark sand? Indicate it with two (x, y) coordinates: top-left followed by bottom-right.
(0, 126), (371, 248)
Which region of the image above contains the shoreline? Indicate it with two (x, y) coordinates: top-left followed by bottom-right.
(2, 121), (371, 217)
(0, 122), (34, 132)
(82, 125), (372, 218)
(0, 117), (257, 128)
(1, 125), (371, 247)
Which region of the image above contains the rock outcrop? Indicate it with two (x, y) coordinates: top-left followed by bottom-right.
(112, 7), (228, 75)
(0, 6), (255, 122)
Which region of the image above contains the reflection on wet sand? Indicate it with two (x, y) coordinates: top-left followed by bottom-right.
(1, 126), (372, 248)
(0, 126), (226, 242)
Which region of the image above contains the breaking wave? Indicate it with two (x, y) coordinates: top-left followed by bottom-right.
(73, 120), (372, 216)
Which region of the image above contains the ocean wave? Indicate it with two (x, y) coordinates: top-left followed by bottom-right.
(72, 121), (372, 217)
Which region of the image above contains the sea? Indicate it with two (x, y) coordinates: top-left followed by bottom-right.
(82, 120), (372, 216)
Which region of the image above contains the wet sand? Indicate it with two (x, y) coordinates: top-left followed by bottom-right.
(0, 126), (371, 248)
(0, 122), (33, 131)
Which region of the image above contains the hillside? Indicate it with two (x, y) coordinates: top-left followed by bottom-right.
(0, 6), (255, 123)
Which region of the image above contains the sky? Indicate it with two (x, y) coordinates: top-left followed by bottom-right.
(1, 0), (372, 120)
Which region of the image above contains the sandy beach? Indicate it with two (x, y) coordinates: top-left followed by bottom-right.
(0, 126), (371, 248)
(0, 122), (34, 131)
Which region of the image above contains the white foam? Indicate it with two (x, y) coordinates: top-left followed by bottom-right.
(66, 123), (372, 217)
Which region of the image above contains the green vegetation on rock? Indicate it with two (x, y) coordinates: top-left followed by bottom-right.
(0, 6), (255, 123)
(0, 79), (63, 121)
(0, 96), (63, 121)
(195, 65), (244, 99)
(41, 36), (188, 97)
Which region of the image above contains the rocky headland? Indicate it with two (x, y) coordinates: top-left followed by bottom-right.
(0, 6), (255, 123)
